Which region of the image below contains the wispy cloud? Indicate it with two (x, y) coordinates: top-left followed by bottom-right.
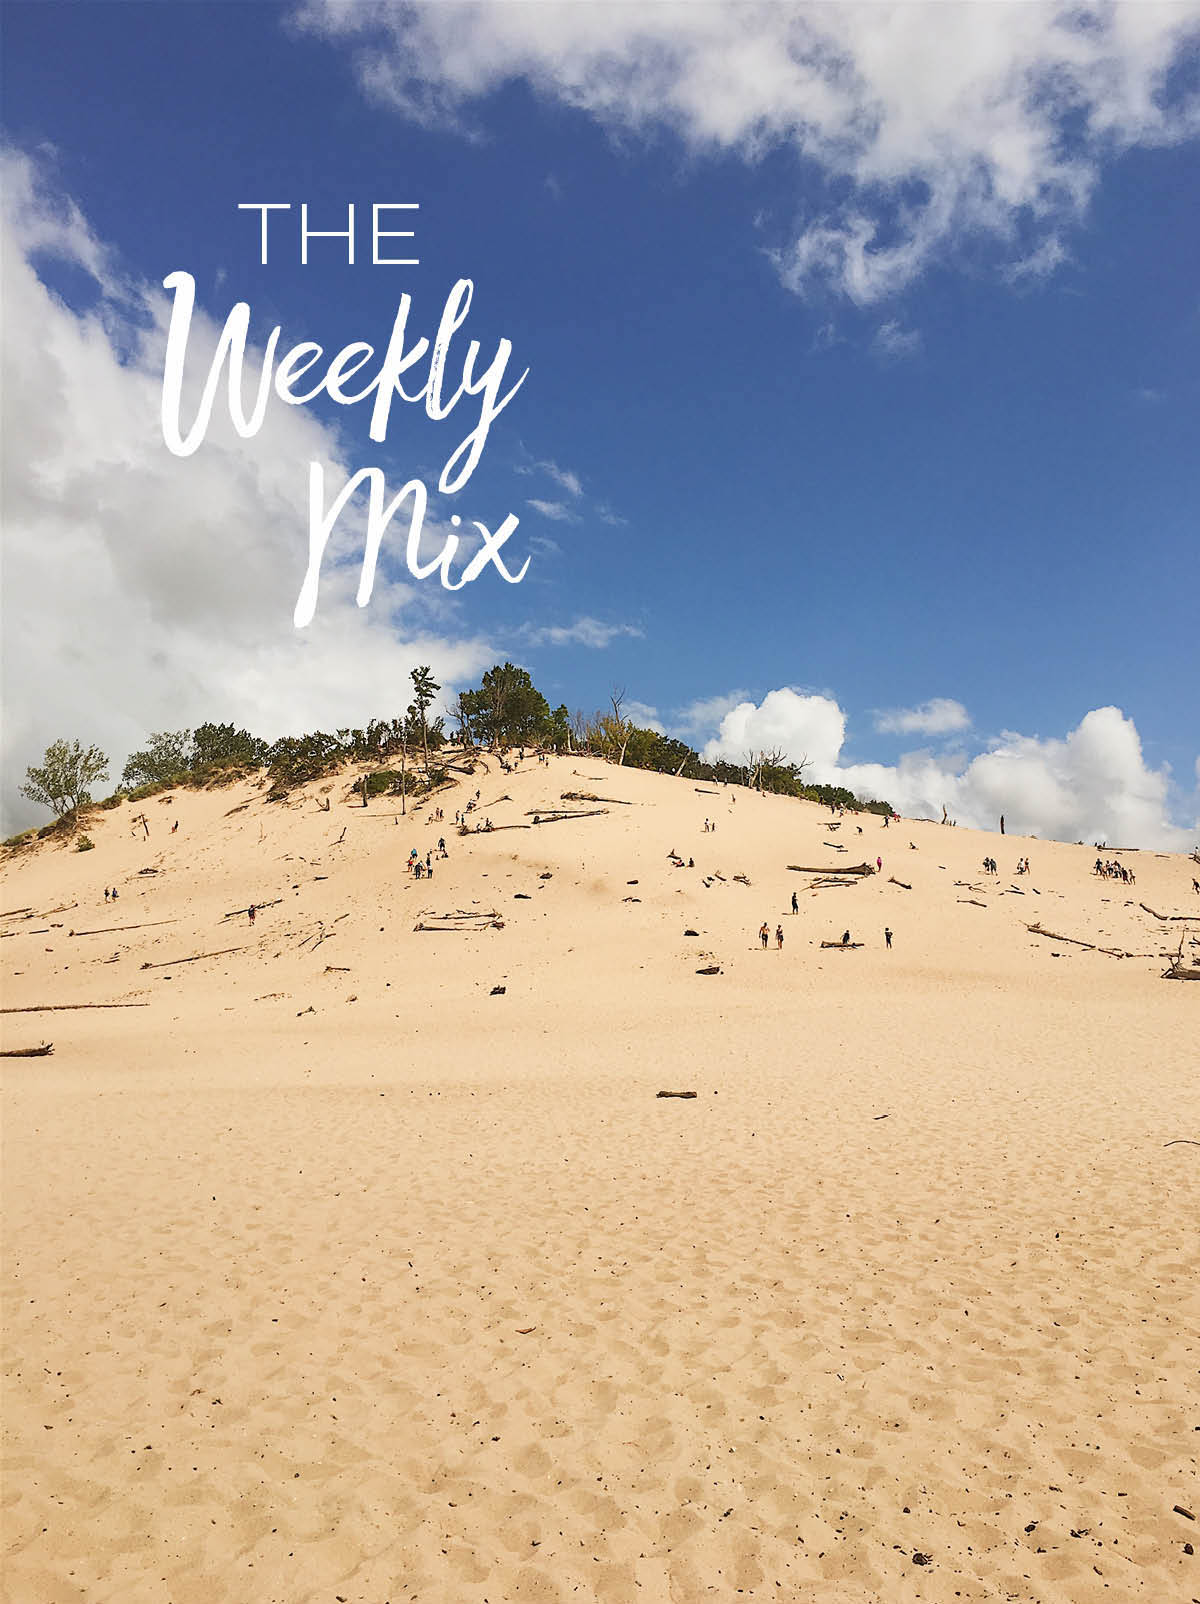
(871, 320), (922, 361)
(518, 458), (583, 498)
(521, 617), (643, 649)
(874, 698), (970, 737)
(526, 497), (580, 523)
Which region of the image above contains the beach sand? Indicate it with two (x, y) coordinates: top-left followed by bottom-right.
(3, 754), (1197, 1603)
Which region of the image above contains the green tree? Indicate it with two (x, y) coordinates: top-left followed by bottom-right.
(190, 722), (268, 769)
(21, 739), (109, 819)
(543, 704), (572, 753)
(464, 663), (550, 748)
(410, 665), (440, 776)
(120, 729), (192, 790)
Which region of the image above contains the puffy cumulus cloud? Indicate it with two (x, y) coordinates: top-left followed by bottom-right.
(875, 698), (970, 737)
(0, 149), (495, 833)
(297, 1), (1200, 302)
(697, 690), (1195, 849)
(701, 688), (847, 772)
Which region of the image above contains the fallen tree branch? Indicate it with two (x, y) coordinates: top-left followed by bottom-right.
(0, 1043), (53, 1057)
(527, 809), (608, 824)
(560, 791), (633, 805)
(657, 1090), (697, 1098)
(69, 919), (179, 937)
(140, 946), (246, 970)
(788, 862), (874, 877)
(1, 1002), (150, 1013)
(222, 899), (283, 921)
(888, 877), (912, 890)
(820, 940), (864, 949)
(1140, 903), (1192, 922)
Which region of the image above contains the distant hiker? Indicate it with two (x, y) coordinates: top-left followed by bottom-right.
(791, 891), (799, 914)
(111, 887), (118, 900)
(775, 925), (784, 949)
(1000, 814), (1005, 834)
(104, 887), (110, 902)
(172, 820), (178, 833)
(687, 857), (694, 868)
(883, 813), (889, 827)
(759, 923), (770, 948)
(876, 856), (882, 871)
(842, 929), (851, 946)
(884, 927), (893, 949)
(438, 837), (447, 856)
(248, 904), (256, 925)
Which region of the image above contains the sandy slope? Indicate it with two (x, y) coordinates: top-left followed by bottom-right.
(2, 754), (1197, 1604)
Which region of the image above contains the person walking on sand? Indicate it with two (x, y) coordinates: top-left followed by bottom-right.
(759, 922), (770, 948)
(104, 887), (110, 902)
(776, 925), (784, 950)
(791, 891), (799, 915)
(248, 904), (256, 925)
(841, 929), (851, 946)
(884, 927), (892, 949)
(876, 855), (882, 872)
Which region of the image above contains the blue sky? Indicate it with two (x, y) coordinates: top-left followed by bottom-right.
(2, 2), (1198, 844)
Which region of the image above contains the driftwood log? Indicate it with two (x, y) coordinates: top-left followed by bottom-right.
(222, 899), (283, 921)
(789, 863), (874, 877)
(1, 1002), (150, 1013)
(820, 941), (864, 949)
(0, 1043), (54, 1057)
(889, 877), (913, 890)
(70, 919), (179, 937)
(657, 1090), (697, 1099)
(141, 946), (245, 970)
(958, 899), (988, 908)
(527, 809), (608, 825)
(1026, 922), (1152, 959)
(561, 791), (633, 805)
(1140, 903), (1192, 922)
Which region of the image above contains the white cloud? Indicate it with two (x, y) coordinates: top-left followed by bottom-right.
(536, 459), (583, 498)
(297, 1), (1200, 302)
(526, 497), (579, 522)
(872, 320), (922, 360)
(0, 150), (496, 833)
(625, 699), (663, 733)
(696, 689), (1196, 849)
(875, 698), (970, 737)
(520, 616), (642, 648)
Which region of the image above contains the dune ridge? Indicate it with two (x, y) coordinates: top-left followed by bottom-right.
(3, 752), (1197, 1604)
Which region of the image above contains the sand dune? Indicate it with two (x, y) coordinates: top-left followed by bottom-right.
(3, 753), (1197, 1603)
